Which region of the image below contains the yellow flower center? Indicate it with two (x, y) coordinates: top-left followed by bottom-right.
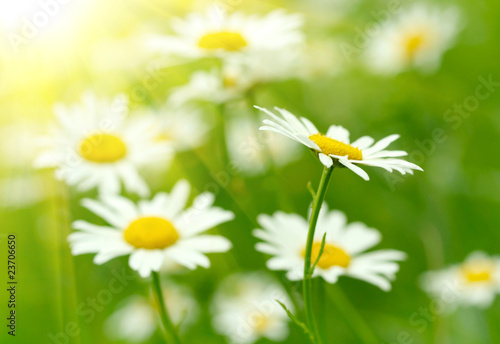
(252, 313), (271, 333)
(462, 263), (495, 284)
(155, 132), (171, 143)
(309, 134), (363, 160)
(303, 242), (351, 269)
(123, 217), (179, 249)
(223, 75), (238, 88)
(198, 31), (247, 51)
(403, 31), (428, 59)
(79, 133), (127, 163)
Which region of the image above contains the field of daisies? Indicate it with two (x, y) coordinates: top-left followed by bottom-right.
(1, 0), (500, 343)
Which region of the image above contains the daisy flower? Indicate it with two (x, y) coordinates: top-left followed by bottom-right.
(226, 116), (301, 176)
(68, 180), (234, 278)
(148, 5), (303, 61)
(105, 281), (198, 342)
(254, 206), (406, 291)
(211, 272), (293, 344)
(365, 3), (461, 75)
(256, 106), (423, 180)
(33, 92), (171, 196)
(168, 69), (247, 106)
(139, 103), (212, 152)
(421, 251), (500, 310)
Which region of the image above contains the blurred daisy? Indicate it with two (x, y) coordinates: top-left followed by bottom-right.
(421, 251), (500, 309)
(365, 4), (461, 75)
(212, 272), (293, 344)
(254, 206), (406, 291)
(105, 281), (198, 342)
(34, 93), (171, 196)
(68, 180), (234, 278)
(168, 69), (247, 106)
(149, 5), (303, 61)
(141, 104), (213, 152)
(226, 116), (300, 176)
(256, 106), (422, 180)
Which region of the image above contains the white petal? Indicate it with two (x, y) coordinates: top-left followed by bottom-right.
(326, 125), (350, 143)
(176, 235), (232, 253)
(81, 198), (127, 228)
(362, 134), (400, 155)
(319, 153), (333, 167)
(338, 158), (370, 181)
(164, 180), (190, 218)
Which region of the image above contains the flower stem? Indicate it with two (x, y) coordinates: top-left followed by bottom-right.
(303, 166), (334, 343)
(217, 102), (230, 167)
(151, 272), (181, 344)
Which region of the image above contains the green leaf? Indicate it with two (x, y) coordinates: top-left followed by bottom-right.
(276, 300), (315, 342)
(309, 233), (327, 277)
(307, 181), (317, 199)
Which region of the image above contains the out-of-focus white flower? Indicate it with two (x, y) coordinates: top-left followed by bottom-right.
(33, 92), (172, 196)
(365, 4), (461, 75)
(226, 116), (300, 176)
(168, 69), (246, 106)
(298, 40), (344, 78)
(167, 47), (305, 106)
(138, 104), (213, 152)
(254, 205), (406, 291)
(105, 281), (199, 342)
(68, 180), (234, 278)
(256, 106), (423, 180)
(421, 251), (500, 310)
(212, 272), (293, 344)
(148, 6), (303, 61)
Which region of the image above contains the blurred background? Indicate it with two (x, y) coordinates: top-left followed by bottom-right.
(1, 0), (500, 343)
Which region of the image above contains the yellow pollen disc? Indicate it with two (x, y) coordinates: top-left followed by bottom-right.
(155, 132), (171, 143)
(309, 134), (363, 160)
(223, 75), (238, 88)
(79, 133), (127, 163)
(198, 31), (247, 51)
(462, 263), (494, 284)
(252, 313), (271, 333)
(303, 242), (351, 269)
(403, 32), (427, 59)
(123, 217), (179, 249)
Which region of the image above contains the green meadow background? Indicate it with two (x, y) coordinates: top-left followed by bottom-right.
(1, 0), (500, 343)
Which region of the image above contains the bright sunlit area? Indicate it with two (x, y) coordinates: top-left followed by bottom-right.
(1, 0), (500, 343)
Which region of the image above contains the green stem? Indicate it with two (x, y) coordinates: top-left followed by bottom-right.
(152, 272), (181, 344)
(303, 166), (334, 343)
(217, 102), (230, 167)
(326, 285), (378, 344)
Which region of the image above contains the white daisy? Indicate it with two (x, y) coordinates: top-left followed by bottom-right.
(421, 251), (500, 310)
(168, 69), (247, 106)
(33, 92), (172, 196)
(148, 5), (303, 61)
(254, 206), (406, 291)
(105, 281), (199, 342)
(211, 272), (293, 344)
(365, 3), (461, 75)
(256, 106), (423, 180)
(139, 103), (213, 152)
(226, 116), (301, 176)
(68, 180), (234, 278)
